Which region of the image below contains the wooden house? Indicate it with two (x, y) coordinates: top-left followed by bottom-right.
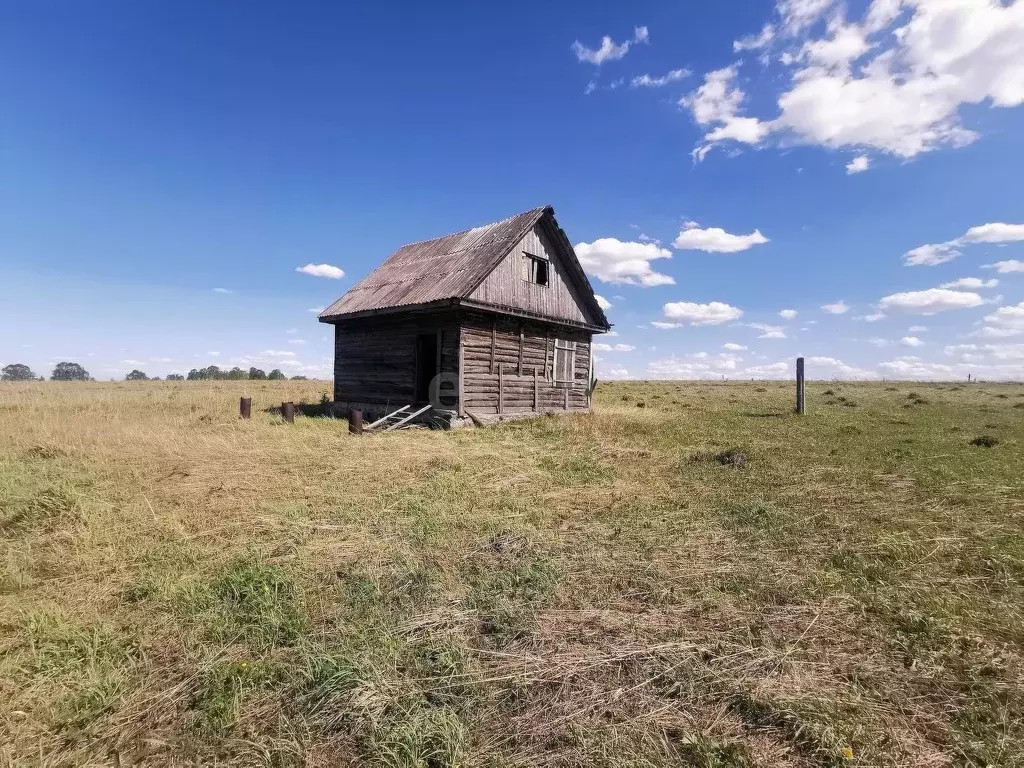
(318, 206), (611, 426)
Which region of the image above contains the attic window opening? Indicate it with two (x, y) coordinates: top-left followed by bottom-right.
(523, 253), (549, 286)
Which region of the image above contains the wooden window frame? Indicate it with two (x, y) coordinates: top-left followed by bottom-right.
(522, 253), (549, 287)
(553, 339), (576, 384)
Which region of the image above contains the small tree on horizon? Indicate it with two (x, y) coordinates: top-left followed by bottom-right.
(166, 373), (185, 381)
(51, 362), (90, 381)
(267, 369), (286, 380)
(1, 363), (36, 381)
(126, 369), (149, 381)
(249, 367), (267, 380)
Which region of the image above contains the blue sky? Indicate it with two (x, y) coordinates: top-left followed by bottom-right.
(2, 0), (1023, 381)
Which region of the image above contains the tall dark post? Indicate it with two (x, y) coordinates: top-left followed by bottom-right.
(282, 401), (295, 423)
(348, 409), (363, 435)
(795, 357), (805, 415)
(239, 397), (252, 419)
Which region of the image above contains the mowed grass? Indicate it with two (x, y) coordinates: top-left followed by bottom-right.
(0, 379), (1023, 767)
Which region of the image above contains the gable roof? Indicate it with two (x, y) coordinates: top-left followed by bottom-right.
(319, 206), (610, 330)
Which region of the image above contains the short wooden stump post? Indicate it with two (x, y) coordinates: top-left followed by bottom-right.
(239, 397), (252, 419)
(348, 409), (363, 435)
(282, 401), (295, 423)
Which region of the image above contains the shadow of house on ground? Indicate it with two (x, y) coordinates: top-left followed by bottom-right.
(262, 401), (344, 419)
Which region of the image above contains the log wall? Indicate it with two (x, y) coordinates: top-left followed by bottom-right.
(458, 309), (592, 415)
(331, 311), (459, 406)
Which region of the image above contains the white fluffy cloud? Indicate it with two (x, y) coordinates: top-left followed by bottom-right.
(723, 342), (747, 351)
(876, 355), (1024, 380)
(688, 0), (1024, 161)
(877, 288), (984, 314)
(603, 366), (631, 378)
(647, 352), (745, 378)
(593, 343), (635, 352)
(684, 66), (772, 160)
(972, 301), (1024, 338)
(821, 300), (850, 314)
(296, 264), (345, 279)
(778, 0), (835, 34)
(734, 23), (776, 52)
(984, 260), (1024, 273)
(672, 221), (769, 252)
(904, 243), (961, 267)
(575, 239), (674, 286)
(731, 355), (874, 379)
(662, 301), (744, 326)
(632, 69), (690, 87)
(905, 222), (1024, 266)
(846, 155), (870, 174)
(595, 294), (612, 310)
(779, 308), (798, 319)
(901, 336), (925, 347)
(939, 277), (998, 290)
(212, 287), (233, 294)
(747, 322), (787, 339)
(572, 26), (648, 65)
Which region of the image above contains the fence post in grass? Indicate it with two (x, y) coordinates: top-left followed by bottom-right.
(348, 409), (363, 435)
(239, 397), (251, 419)
(795, 357), (806, 415)
(282, 401), (295, 423)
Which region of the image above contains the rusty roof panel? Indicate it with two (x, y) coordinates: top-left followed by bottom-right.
(319, 206), (610, 330)
(320, 208), (547, 318)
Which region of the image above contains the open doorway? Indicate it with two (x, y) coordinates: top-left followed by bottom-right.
(414, 333), (438, 403)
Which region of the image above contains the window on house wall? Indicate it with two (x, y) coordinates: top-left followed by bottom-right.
(554, 339), (576, 382)
(522, 253), (549, 286)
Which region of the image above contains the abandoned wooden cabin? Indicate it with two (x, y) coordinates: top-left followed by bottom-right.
(318, 205), (611, 427)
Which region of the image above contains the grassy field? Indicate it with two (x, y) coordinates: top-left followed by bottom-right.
(1, 379), (1022, 767)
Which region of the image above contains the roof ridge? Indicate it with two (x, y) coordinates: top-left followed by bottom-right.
(397, 205), (550, 248)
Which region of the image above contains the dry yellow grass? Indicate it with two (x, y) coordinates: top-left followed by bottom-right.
(1, 378), (1023, 766)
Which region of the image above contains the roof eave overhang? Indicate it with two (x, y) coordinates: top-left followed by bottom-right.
(319, 297), (610, 333)
(318, 298), (460, 323)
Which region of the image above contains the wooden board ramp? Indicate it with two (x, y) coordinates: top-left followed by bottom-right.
(364, 404), (432, 432)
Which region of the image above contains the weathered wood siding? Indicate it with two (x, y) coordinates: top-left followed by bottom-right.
(468, 222), (597, 326)
(332, 311), (458, 405)
(458, 310), (592, 415)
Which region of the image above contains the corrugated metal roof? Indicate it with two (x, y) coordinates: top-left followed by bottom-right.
(319, 206), (610, 329)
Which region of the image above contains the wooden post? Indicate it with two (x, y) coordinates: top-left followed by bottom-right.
(282, 401), (295, 423)
(533, 366), (539, 411)
(544, 331), (551, 380)
(518, 324), (524, 376)
(564, 385), (569, 410)
(498, 365), (504, 414)
(239, 397), (251, 419)
(348, 409), (363, 435)
(489, 318), (496, 374)
(458, 334), (465, 417)
(795, 357), (805, 415)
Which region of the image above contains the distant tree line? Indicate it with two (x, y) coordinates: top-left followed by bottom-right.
(2, 362), (310, 382)
(185, 366), (288, 381)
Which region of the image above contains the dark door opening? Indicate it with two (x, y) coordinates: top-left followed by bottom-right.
(414, 333), (438, 403)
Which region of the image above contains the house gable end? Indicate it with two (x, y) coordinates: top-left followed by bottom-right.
(468, 213), (608, 328)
